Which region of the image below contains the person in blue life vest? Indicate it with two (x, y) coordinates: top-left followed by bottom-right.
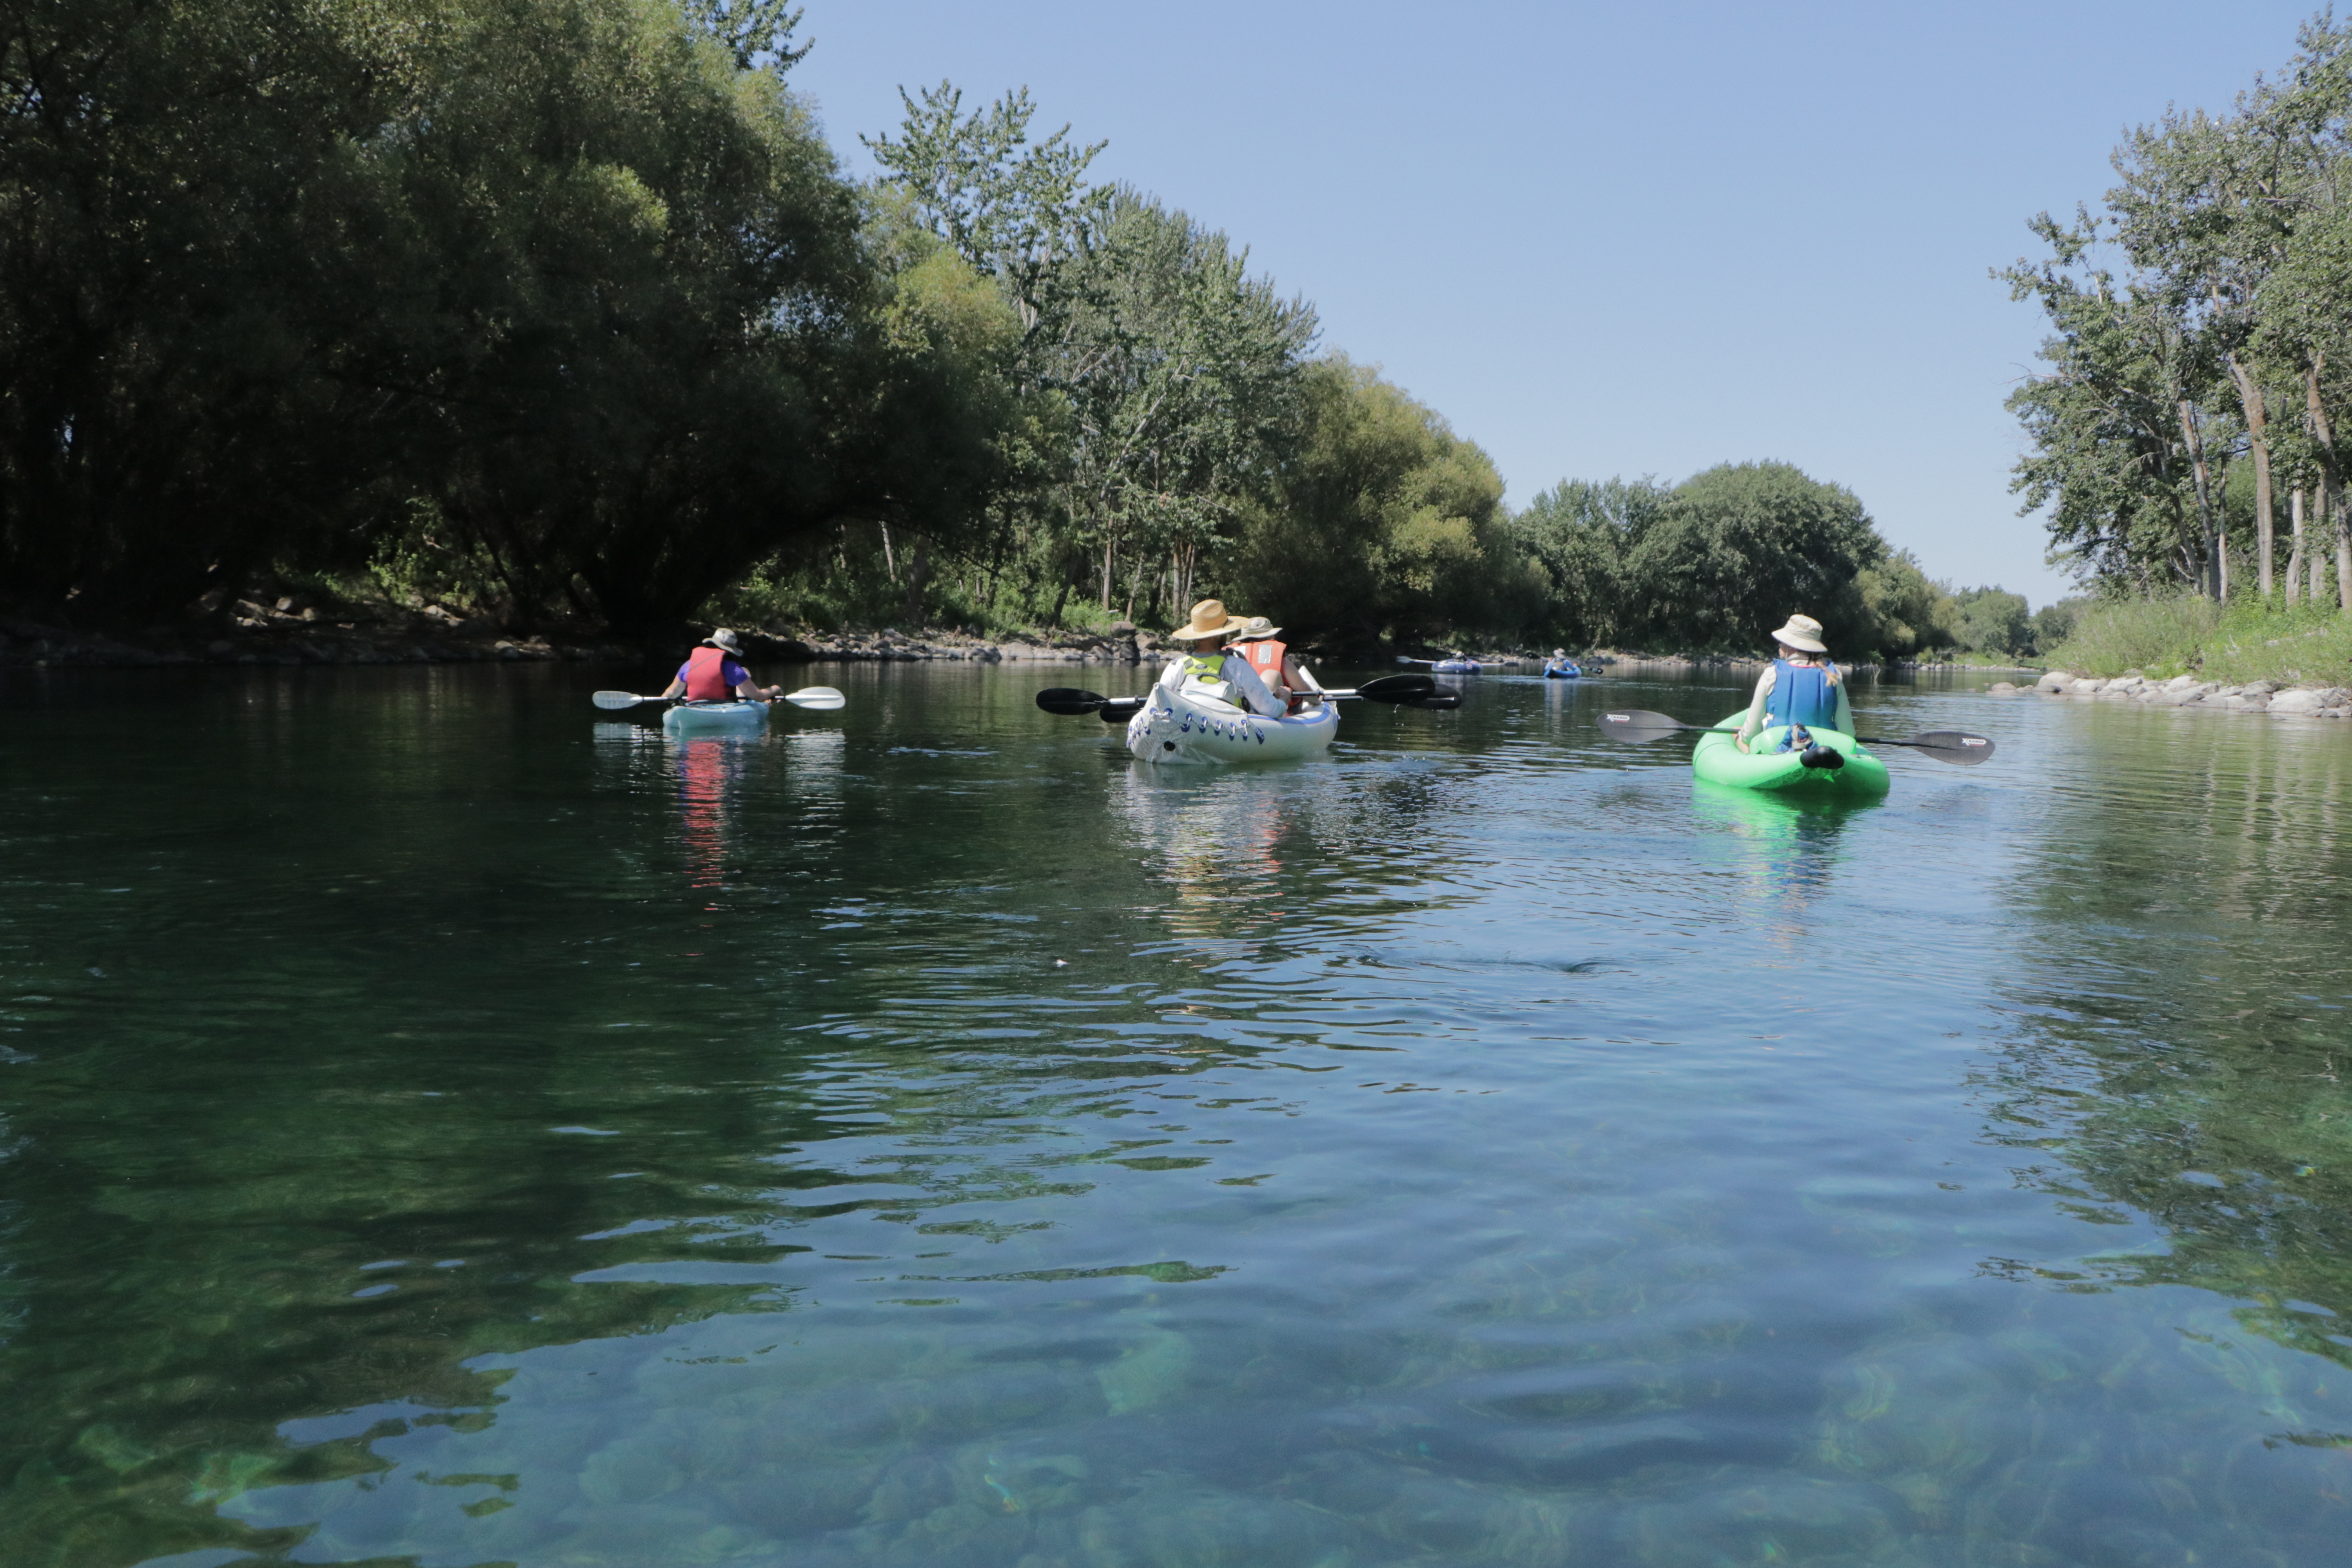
(660, 628), (782, 706)
(1735, 613), (1853, 755)
(1159, 599), (1286, 717)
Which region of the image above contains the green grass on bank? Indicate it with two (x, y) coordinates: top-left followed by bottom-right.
(2048, 597), (2352, 685)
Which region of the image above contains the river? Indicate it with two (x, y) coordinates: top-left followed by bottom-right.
(2, 662), (2348, 1567)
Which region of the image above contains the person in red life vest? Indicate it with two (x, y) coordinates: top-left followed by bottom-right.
(1735, 613), (1853, 755)
(1232, 616), (1320, 711)
(659, 628), (781, 706)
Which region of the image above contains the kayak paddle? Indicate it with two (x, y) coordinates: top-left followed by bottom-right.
(593, 686), (847, 711)
(1595, 708), (1995, 765)
(1037, 673), (1460, 722)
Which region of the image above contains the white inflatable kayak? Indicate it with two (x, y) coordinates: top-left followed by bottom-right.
(662, 700), (769, 735)
(1125, 680), (1338, 765)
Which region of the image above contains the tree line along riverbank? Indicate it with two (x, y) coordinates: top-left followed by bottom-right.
(7, 0), (2071, 668)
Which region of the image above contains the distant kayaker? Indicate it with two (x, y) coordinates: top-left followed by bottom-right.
(1162, 600), (1286, 718)
(661, 628), (781, 706)
(1234, 615), (1321, 709)
(1736, 613), (1852, 753)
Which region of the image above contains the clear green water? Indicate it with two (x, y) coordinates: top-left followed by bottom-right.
(3, 664), (2350, 1567)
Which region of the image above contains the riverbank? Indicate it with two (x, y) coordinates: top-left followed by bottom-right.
(1999, 668), (2352, 718)
(0, 607), (2054, 678)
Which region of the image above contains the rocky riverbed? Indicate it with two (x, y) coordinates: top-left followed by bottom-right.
(1996, 669), (2352, 717)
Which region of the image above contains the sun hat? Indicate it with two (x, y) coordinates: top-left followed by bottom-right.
(1170, 599), (1248, 643)
(1236, 615), (1283, 641)
(1768, 614), (1827, 653)
(702, 628), (745, 654)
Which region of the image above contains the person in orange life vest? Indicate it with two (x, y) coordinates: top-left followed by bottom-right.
(1158, 600), (1285, 717)
(1233, 616), (1320, 710)
(660, 628), (781, 705)
(1735, 613), (1853, 754)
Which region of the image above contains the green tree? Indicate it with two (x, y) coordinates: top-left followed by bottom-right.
(1511, 477), (1671, 647)
(1849, 552), (1961, 658)
(1225, 356), (1525, 643)
(2003, 212), (2235, 597)
(1951, 586), (2035, 657)
(1054, 192), (1316, 617)
(0, 0), (436, 616)
(1622, 462), (1886, 652)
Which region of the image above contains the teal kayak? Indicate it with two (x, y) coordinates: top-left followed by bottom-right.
(662, 700), (769, 736)
(1690, 712), (1889, 795)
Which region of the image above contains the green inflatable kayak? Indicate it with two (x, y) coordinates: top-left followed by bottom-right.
(1690, 712), (1890, 795)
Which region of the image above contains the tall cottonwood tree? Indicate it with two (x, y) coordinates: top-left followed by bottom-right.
(2011, 13), (2352, 611)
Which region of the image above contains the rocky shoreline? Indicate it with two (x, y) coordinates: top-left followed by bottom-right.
(1995, 669), (2352, 718)
(0, 605), (2056, 680)
(0, 610), (1663, 672)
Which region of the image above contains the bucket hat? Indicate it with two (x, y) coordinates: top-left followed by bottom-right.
(1768, 614), (1827, 653)
(702, 628), (744, 654)
(1236, 615), (1283, 641)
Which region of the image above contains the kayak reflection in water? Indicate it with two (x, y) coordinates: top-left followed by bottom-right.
(675, 739), (745, 899)
(660, 627), (780, 706)
(1735, 613), (1853, 759)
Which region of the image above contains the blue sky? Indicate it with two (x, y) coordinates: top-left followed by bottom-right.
(788, 1), (2327, 607)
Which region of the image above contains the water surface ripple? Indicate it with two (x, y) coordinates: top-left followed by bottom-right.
(2, 664), (2350, 1566)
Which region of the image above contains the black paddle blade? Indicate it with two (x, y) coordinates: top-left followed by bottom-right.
(1355, 673), (1437, 702)
(1096, 698), (1146, 725)
(1401, 691), (1463, 711)
(1036, 688), (1107, 716)
(1596, 708), (1690, 740)
(1906, 731), (1996, 765)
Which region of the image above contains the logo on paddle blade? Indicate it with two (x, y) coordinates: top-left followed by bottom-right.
(1961, 738), (1987, 747)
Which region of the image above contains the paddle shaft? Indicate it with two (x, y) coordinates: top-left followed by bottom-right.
(1597, 708), (1993, 764)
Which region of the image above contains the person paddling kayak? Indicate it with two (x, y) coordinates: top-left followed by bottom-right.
(661, 628), (781, 706)
(1233, 615), (1321, 710)
(1161, 600), (1286, 717)
(1735, 613), (1852, 755)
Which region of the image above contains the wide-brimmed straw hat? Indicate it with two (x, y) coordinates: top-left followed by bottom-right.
(702, 628), (744, 654)
(1236, 615), (1283, 641)
(1768, 614), (1826, 653)
(1170, 599), (1248, 643)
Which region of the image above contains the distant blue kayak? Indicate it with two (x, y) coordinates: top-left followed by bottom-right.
(1428, 658), (1481, 674)
(1543, 660), (1582, 679)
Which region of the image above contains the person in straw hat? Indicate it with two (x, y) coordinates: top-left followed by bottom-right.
(1232, 614), (1320, 711)
(661, 627), (782, 706)
(1158, 600), (1287, 717)
(1735, 612), (1852, 753)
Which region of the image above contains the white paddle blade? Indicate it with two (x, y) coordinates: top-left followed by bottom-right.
(592, 690), (652, 710)
(1596, 709), (1686, 740)
(782, 686), (846, 710)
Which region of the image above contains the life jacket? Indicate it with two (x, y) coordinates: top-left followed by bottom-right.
(1764, 658), (1840, 731)
(684, 646), (737, 702)
(1240, 639), (1287, 683)
(1179, 651), (1233, 703)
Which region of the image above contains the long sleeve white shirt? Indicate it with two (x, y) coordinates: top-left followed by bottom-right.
(1159, 653), (1285, 718)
